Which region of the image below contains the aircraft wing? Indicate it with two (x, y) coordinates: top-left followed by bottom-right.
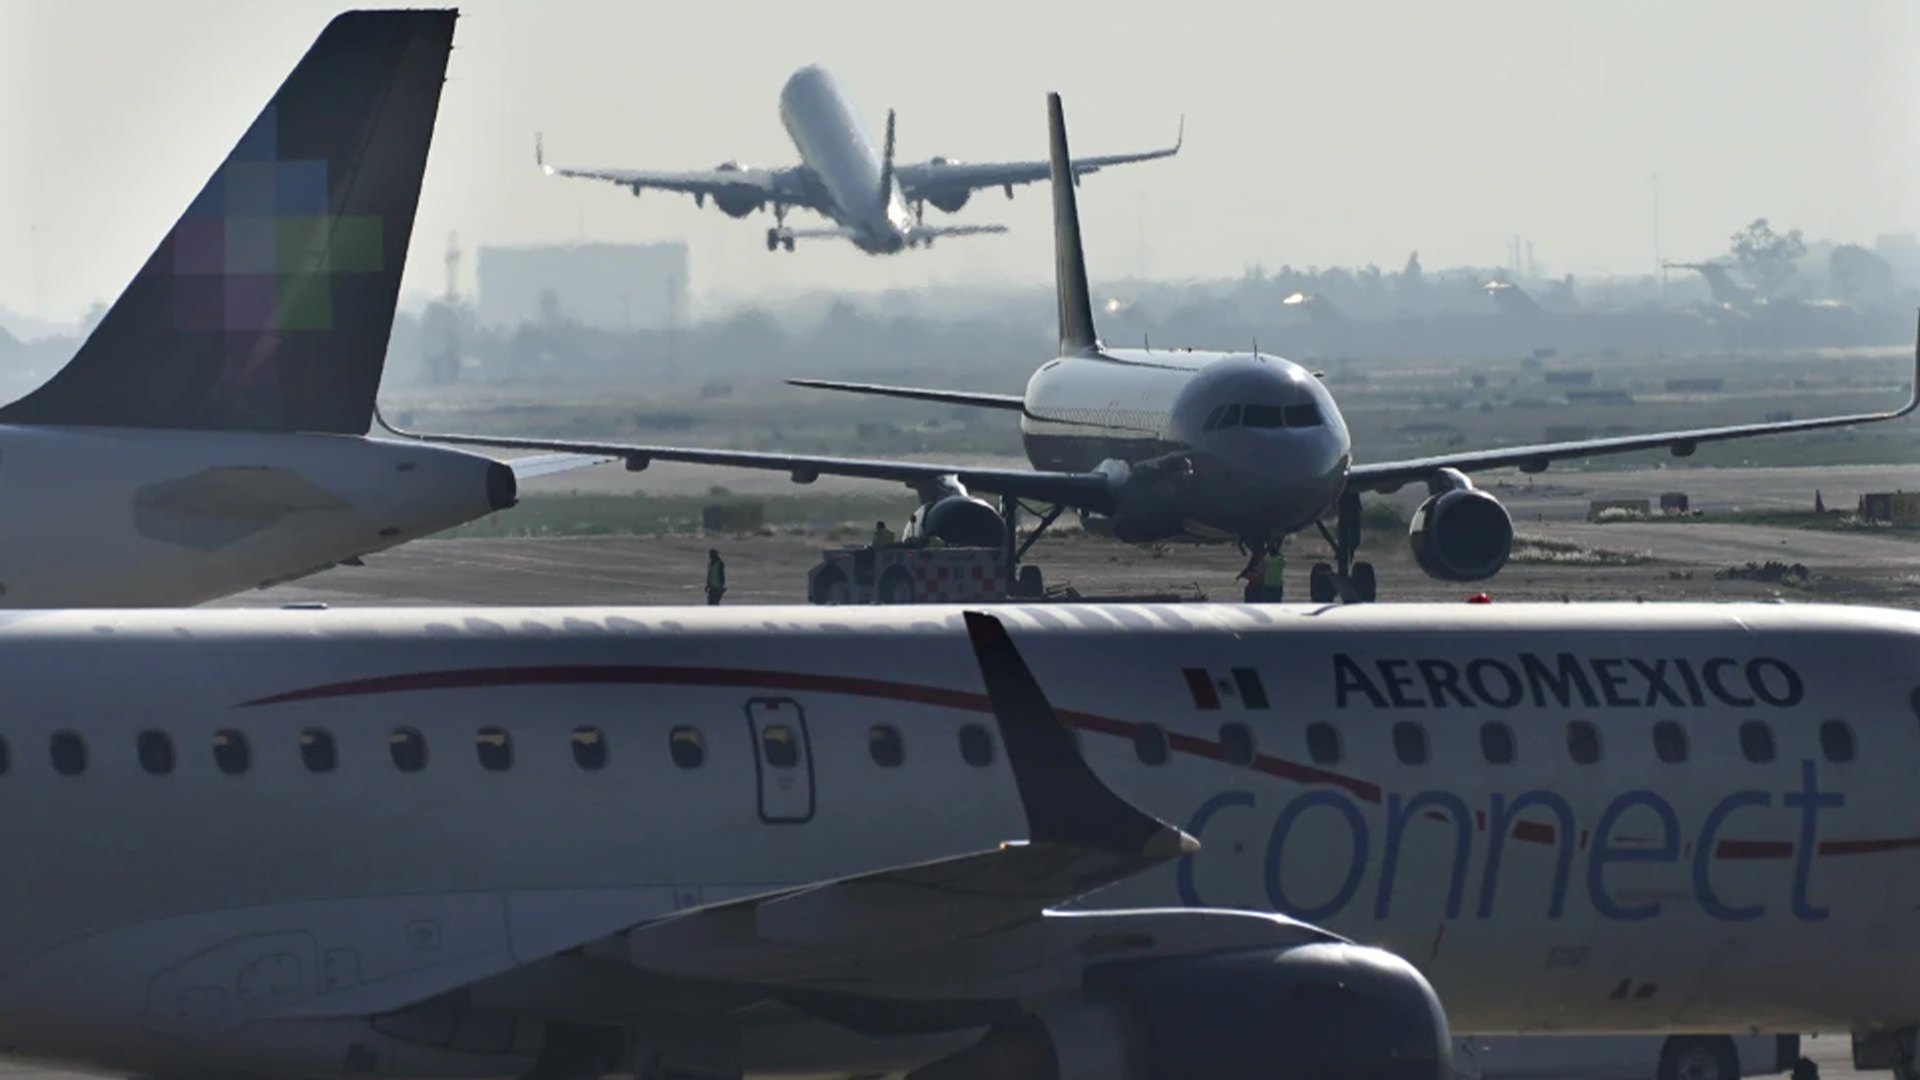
(535, 136), (826, 212)
(787, 378), (1026, 411)
(375, 411), (1118, 512)
(896, 118), (1182, 200)
(503, 451), (615, 480)
(1346, 328), (1920, 494)
(269, 612), (1195, 1017)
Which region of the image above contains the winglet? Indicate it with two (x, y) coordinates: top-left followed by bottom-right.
(1906, 309), (1920, 418)
(1047, 93), (1100, 356)
(534, 131), (550, 174)
(1173, 114), (1185, 154)
(963, 611), (1195, 857)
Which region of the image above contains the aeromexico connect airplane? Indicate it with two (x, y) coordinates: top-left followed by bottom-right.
(0, 9), (594, 608)
(6, 599), (1920, 1080)
(535, 64), (1181, 254)
(397, 95), (1919, 604)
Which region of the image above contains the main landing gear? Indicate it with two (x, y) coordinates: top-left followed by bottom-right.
(999, 494), (1063, 599)
(1309, 489), (1377, 604)
(765, 204), (795, 252)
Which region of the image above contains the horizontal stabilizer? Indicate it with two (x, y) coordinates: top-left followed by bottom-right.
(787, 379), (1025, 411)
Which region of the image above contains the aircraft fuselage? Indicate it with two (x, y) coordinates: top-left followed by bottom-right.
(0, 601), (1909, 1080)
(778, 66), (915, 254)
(1017, 346), (1352, 541)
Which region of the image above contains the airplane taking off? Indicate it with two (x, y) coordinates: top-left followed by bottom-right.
(4, 599), (1920, 1080)
(0, 10), (592, 607)
(403, 92), (1918, 603)
(536, 65), (1182, 254)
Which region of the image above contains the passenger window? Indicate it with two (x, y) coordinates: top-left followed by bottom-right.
(1566, 721), (1602, 765)
(1134, 724), (1170, 766)
(1284, 403), (1323, 428)
(1820, 720), (1856, 764)
(137, 730), (174, 775)
(49, 731), (86, 776)
(300, 728), (337, 773)
(475, 727), (513, 772)
(571, 726), (608, 770)
(389, 728), (428, 773)
(1479, 721), (1516, 765)
(959, 723), (995, 768)
(1652, 720), (1689, 764)
(1305, 721), (1341, 765)
(761, 724), (800, 769)
(1738, 720), (1775, 764)
(1220, 721), (1256, 767)
(0, 736), (12, 775)
(868, 724), (905, 768)
(1240, 404), (1286, 429)
(1392, 721), (1429, 765)
(669, 726), (706, 769)
(213, 729), (250, 775)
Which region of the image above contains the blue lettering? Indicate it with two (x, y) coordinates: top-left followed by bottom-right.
(1587, 791), (1682, 921)
(1784, 759), (1842, 921)
(1376, 791), (1473, 919)
(1467, 659), (1523, 707)
(1630, 659), (1686, 707)
(1479, 790), (1577, 920)
(1522, 653), (1597, 708)
(1333, 654), (1385, 708)
(1693, 790), (1771, 921)
(1592, 658), (1635, 707)
(1178, 790), (1256, 907)
(1703, 658), (1754, 707)
(1266, 790), (1369, 921)
(1748, 658), (1803, 707)
(1378, 660), (1424, 708)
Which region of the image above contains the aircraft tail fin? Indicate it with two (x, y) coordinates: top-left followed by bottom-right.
(878, 108), (898, 217)
(1047, 93), (1099, 356)
(0, 10), (455, 435)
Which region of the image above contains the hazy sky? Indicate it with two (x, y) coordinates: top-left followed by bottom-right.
(4, 1), (1916, 321)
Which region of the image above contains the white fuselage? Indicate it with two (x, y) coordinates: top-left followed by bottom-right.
(0, 601), (1912, 1079)
(778, 66), (915, 254)
(0, 427), (511, 606)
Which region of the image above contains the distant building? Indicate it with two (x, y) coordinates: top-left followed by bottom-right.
(476, 242), (689, 330)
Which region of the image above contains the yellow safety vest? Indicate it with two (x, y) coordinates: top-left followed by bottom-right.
(1262, 551), (1287, 586)
(873, 527), (895, 547)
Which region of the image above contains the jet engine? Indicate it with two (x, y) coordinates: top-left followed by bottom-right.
(709, 161), (765, 218)
(1408, 487), (1513, 582)
(905, 495), (1006, 548)
(909, 942), (1450, 1080)
(925, 183), (971, 214)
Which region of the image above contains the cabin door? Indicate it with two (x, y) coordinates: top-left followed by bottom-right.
(745, 697), (816, 824)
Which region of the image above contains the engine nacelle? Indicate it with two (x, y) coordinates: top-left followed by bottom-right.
(927, 188), (971, 214)
(905, 495), (1005, 548)
(1408, 488), (1513, 582)
(712, 189), (764, 218)
(910, 943), (1450, 1080)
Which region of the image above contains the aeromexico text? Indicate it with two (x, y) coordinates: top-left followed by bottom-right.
(1333, 652), (1804, 711)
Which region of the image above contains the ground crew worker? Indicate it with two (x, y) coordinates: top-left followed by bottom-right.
(705, 549), (726, 605)
(871, 520), (895, 548)
(1261, 538), (1286, 601)
(1237, 547), (1266, 603)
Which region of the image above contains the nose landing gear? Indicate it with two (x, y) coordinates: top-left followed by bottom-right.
(1310, 489), (1377, 603)
(764, 226), (795, 252)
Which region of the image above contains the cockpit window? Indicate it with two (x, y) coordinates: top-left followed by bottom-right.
(1240, 404), (1286, 428)
(1283, 403), (1324, 428)
(1207, 401), (1325, 431)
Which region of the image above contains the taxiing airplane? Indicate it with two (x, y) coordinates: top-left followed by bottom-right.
(402, 92), (1918, 604)
(0, 599), (1915, 1080)
(2, 10), (591, 607)
(536, 65), (1181, 254)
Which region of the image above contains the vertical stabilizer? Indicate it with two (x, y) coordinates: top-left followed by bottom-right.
(0, 10), (455, 434)
(878, 108), (898, 217)
(1047, 93), (1099, 355)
